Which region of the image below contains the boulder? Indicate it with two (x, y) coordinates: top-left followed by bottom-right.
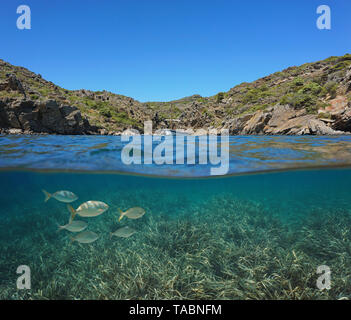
(343, 66), (351, 92)
(331, 106), (351, 132)
(2, 74), (27, 99)
(242, 110), (271, 134)
(266, 114), (314, 135)
(193, 128), (208, 136)
(98, 129), (108, 135)
(8, 128), (23, 134)
(224, 114), (252, 135)
(121, 128), (140, 136)
(0, 98), (95, 134)
(307, 119), (344, 135)
(266, 105), (306, 128)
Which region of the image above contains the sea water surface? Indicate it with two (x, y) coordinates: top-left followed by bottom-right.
(1, 134), (351, 300)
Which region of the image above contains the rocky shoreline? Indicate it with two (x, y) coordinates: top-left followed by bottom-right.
(0, 98), (97, 135)
(1, 55), (351, 136)
(1, 96), (350, 136)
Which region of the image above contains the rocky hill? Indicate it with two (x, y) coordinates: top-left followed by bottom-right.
(1, 54), (351, 135)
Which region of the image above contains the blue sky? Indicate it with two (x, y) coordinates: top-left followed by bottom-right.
(0, 0), (350, 102)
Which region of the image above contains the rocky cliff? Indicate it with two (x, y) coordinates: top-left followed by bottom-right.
(1, 54), (351, 135)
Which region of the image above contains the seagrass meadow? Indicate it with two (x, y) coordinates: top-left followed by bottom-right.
(1, 168), (351, 300)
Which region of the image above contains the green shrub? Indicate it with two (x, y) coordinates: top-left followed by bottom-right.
(242, 86), (272, 104)
(280, 92), (317, 111)
(243, 104), (268, 114)
(38, 87), (51, 96)
(82, 98), (98, 108)
(112, 112), (140, 127)
(216, 92), (224, 103)
(325, 56), (339, 63)
(87, 100), (111, 111)
(242, 89), (258, 103)
(324, 81), (338, 98)
(30, 94), (39, 100)
(197, 97), (207, 103)
(330, 60), (351, 72)
(318, 112), (331, 119)
(290, 77), (304, 90)
(298, 82), (324, 96)
(308, 101), (330, 114)
(201, 108), (214, 118)
(305, 104), (317, 114)
(99, 108), (111, 118)
(273, 71), (283, 78)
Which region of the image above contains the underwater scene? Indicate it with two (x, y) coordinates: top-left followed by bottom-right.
(1, 135), (351, 300)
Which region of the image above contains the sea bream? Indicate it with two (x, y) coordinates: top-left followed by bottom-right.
(110, 226), (136, 238)
(70, 231), (99, 244)
(118, 207), (145, 221)
(42, 189), (78, 203)
(58, 220), (88, 233)
(67, 201), (109, 221)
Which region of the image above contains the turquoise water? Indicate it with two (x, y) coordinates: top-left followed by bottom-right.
(1, 135), (351, 176)
(1, 135), (351, 299)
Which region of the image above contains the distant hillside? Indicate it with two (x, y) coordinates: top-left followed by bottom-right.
(1, 54), (351, 135)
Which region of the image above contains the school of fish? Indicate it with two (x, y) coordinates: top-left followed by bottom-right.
(42, 189), (146, 244)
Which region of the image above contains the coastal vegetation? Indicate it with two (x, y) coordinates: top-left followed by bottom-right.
(0, 53), (351, 134)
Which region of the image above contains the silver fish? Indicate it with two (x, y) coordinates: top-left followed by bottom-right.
(118, 207), (145, 221)
(67, 201), (109, 222)
(43, 189), (78, 203)
(110, 226), (136, 238)
(58, 220), (87, 233)
(71, 231), (99, 244)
